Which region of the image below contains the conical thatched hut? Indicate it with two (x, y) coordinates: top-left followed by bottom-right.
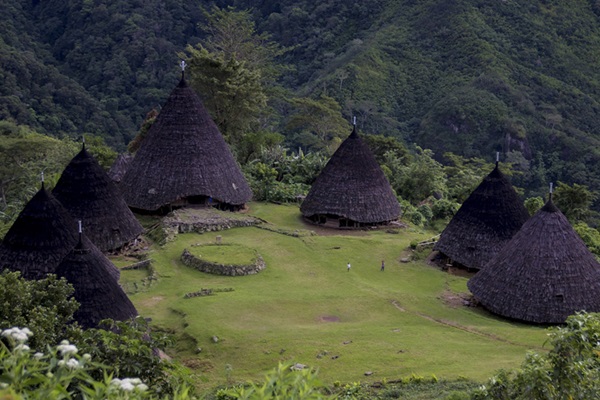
(55, 236), (137, 329)
(434, 163), (529, 270)
(0, 186), (78, 280)
(52, 146), (143, 251)
(300, 126), (400, 228)
(468, 198), (600, 324)
(119, 74), (252, 213)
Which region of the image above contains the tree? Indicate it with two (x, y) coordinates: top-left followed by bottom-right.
(0, 271), (78, 351)
(183, 6), (289, 152)
(553, 182), (596, 222)
(472, 312), (600, 400)
(524, 196), (544, 216)
(285, 95), (351, 153)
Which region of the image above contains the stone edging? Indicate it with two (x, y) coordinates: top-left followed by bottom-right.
(181, 248), (265, 276)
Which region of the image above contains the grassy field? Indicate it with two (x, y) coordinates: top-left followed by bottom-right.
(119, 203), (548, 392)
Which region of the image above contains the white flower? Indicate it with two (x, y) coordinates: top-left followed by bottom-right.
(58, 360), (65, 367)
(14, 344), (30, 352)
(66, 358), (81, 370)
(136, 383), (148, 392)
(110, 377), (147, 392)
(1, 327), (32, 343)
(57, 343), (78, 356)
(83, 353), (91, 361)
(33, 352), (44, 360)
(120, 381), (135, 392)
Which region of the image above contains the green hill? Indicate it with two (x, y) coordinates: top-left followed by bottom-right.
(3, 0), (600, 195)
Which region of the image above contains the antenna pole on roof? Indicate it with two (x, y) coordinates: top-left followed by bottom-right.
(180, 60), (187, 80)
(496, 151), (499, 167)
(41, 171), (44, 189)
(549, 182), (553, 202)
(353, 116), (356, 126)
(77, 220), (82, 245)
(82, 135), (86, 150)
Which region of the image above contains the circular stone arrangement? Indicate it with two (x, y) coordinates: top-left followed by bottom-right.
(181, 245), (265, 276)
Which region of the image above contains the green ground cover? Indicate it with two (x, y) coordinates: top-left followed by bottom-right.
(121, 203), (548, 392)
(186, 243), (258, 266)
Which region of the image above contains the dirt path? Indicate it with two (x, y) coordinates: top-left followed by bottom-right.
(391, 300), (545, 350)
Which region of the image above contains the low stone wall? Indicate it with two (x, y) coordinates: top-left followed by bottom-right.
(121, 259), (152, 270)
(181, 249), (266, 276)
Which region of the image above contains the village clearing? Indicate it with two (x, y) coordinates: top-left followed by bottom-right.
(115, 202), (548, 391)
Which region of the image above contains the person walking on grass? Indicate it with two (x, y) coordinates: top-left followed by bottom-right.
(381, 260), (385, 272)
(347, 262), (351, 272)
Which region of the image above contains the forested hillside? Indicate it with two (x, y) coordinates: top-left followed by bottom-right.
(2, 0), (600, 197)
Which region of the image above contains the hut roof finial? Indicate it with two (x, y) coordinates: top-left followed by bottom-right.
(180, 60), (187, 80)
(549, 182), (553, 202)
(41, 171), (44, 189)
(496, 151), (499, 167)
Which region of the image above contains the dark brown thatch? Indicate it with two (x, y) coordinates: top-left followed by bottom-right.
(434, 164), (529, 270)
(107, 153), (133, 183)
(52, 146), (143, 251)
(0, 186), (78, 280)
(55, 236), (136, 329)
(300, 127), (400, 228)
(119, 75), (252, 212)
(468, 199), (600, 324)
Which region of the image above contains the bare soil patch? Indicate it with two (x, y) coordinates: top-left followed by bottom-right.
(319, 315), (340, 322)
(140, 296), (164, 308)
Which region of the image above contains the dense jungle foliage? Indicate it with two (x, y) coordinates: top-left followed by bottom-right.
(3, 0), (600, 225)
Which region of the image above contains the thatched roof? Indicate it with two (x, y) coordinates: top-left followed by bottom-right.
(119, 75), (252, 212)
(0, 186), (78, 280)
(107, 153), (133, 183)
(467, 199), (600, 324)
(300, 127), (400, 224)
(52, 146), (143, 251)
(55, 236), (137, 329)
(434, 164), (529, 270)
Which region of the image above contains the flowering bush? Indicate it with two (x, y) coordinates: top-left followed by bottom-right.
(0, 327), (193, 399)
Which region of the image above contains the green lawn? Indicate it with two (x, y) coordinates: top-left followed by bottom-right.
(122, 203), (547, 391)
(186, 243), (258, 265)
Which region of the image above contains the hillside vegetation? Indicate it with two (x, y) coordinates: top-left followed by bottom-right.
(2, 0), (600, 200)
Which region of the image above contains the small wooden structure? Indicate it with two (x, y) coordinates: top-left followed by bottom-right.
(434, 162), (529, 270)
(53, 145), (143, 251)
(468, 197), (600, 324)
(0, 185), (78, 280)
(56, 234), (137, 329)
(119, 71), (252, 214)
(300, 126), (400, 228)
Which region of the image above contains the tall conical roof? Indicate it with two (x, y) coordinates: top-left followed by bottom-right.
(53, 147), (143, 251)
(467, 198), (600, 324)
(119, 76), (252, 212)
(56, 236), (137, 329)
(434, 164), (529, 270)
(300, 127), (400, 224)
(0, 186), (79, 280)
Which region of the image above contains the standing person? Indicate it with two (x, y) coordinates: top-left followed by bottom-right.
(381, 260), (385, 271)
(347, 262), (351, 272)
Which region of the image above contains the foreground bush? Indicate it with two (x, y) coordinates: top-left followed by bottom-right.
(472, 312), (600, 400)
(0, 326), (194, 399)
